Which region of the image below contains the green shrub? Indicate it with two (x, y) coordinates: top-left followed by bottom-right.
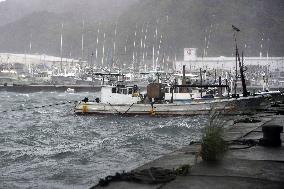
(200, 126), (227, 161)
(175, 164), (191, 176)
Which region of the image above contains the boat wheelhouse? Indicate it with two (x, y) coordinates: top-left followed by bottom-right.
(100, 84), (141, 105)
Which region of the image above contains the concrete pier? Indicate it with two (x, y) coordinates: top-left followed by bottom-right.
(91, 110), (284, 188)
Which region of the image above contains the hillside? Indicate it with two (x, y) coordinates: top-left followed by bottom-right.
(0, 0), (283, 64)
(0, 0), (136, 58)
(0, 0), (135, 26)
(117, 0), (284, 58)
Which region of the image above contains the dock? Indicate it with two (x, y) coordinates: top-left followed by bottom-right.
(91, 106), (284, 188)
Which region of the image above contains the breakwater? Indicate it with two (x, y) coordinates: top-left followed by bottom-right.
(0, 85), (101, 93)
(0, 85), (283, 93)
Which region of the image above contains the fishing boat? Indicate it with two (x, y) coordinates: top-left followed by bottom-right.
(74, 25), (273, 116)
(74, 83), (270, 115)
(255, 90), (283, 102)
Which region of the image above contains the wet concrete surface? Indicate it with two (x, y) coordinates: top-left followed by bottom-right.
(92, 111), (284, 189)
(163, 175), (284, 189)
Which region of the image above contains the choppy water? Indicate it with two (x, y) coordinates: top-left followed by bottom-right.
(0, 92), (208, 189)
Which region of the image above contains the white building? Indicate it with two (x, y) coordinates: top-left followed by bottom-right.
(175, 48), (284, 72)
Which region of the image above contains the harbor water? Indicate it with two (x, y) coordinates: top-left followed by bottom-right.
(0, 92), (208, 189)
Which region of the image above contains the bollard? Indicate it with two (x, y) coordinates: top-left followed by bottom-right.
(259, 125), (283, 147)
(276, 109), (284, 115)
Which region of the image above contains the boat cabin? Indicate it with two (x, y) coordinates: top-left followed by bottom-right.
(100, 85), (141, 104)
(164, 86), (201, 102)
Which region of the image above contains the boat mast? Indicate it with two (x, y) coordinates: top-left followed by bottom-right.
(102, 32), (106, 68)
(29, 32), (32, 55)
(155, 25), (158, 71)
(233, 25), (248, 97)
(200, 68), (203, 98)
(142, 23), (148, 71)
(133, 24), (137, 72)
(113, 23), (117, 57)
(139, 24), (145, 72)
(152, 45), (155, 71)
(232, 25), (239, 98)
(81, 20), (85, 61)
(60, 23), (63, 74)
(239, 51), (248, 96)
(28, 32), (32, 75)
(96, 22), (100, 61)
(91, 52), (94, 86)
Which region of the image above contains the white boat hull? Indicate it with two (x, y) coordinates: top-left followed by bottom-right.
(74, 95), (270, 116)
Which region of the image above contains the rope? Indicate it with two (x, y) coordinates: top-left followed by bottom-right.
(227, 139), (259, 150)
(229, 145), (255, 150)
(107, 103), (135, 115)
(123, 103), (135, 114)
(0, 101), (76, 113)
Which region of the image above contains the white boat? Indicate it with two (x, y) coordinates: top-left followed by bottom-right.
(255, 90), (281, 95)
(74, 83), (270, 116)
(66, 88), (75, 93)
(255, 90), (283, 102)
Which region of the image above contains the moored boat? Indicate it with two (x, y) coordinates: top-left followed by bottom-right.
(74, 83), (270, 116)
(74, 26), (273, 116)
(66, 87), (75, 93)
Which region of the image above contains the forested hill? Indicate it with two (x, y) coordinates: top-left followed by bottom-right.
(0, 0), (283, 61)
(117, 0), (284, 58)
(0, 0), (135, 26)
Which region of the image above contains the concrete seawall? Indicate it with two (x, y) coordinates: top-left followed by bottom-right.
(91, 105), (284, 189)
(0, 85), (102, 93)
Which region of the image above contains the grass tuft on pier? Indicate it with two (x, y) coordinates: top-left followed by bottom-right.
(200, 107), (228, 161)
(201, 126), (227, 161)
